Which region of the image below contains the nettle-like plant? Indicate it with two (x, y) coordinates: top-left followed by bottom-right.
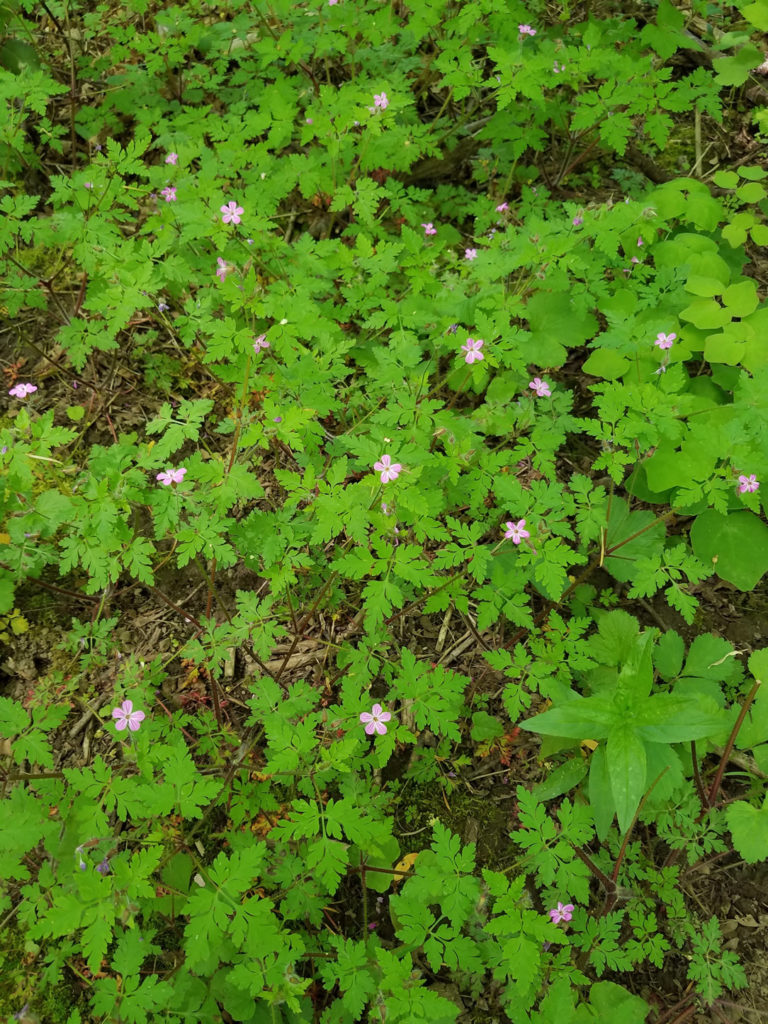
(2, 0), (768, 1020)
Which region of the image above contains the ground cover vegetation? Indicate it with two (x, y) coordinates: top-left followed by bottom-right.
(1, 0), (768, 1020)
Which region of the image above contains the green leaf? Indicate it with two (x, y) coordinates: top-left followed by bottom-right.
(522, 695), (618, 739)
(749, 648), (768, 684)
(725, 798), (768, 863)
(690, 510), (768, 590)
(582, 349), (629, 380)
(742, 0), (768, 30)
(712, 170), (739, 189)
(531, 758), (588, 802)
(735, 181), (766, 204)
(713, 45), (764, 86)
(0, 697), (29, 736)
(721, 279), (758, 317)
(603, 500), (666, 584)
(589, 744), (615, 841)
(82, 912), (113, 974)
(606, 726), (646, 833)
(654, 630), (684, 680)
(0, 37), (42, 73)
(616, 632), (655, 702)
(679, 298), (732, 330)
(684, 274), (725, 297)
(582, 981), (650, 1023)
(470, 710), (505, 742)
(632, 694), (726, 742)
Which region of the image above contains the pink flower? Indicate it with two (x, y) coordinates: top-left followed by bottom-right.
(160, 186), (177, 202)
(221, 201), (244, 225)
(360, 703), (391, 736)
(165, 152), (178, 165)
(654, 332), (676, 350)
(553, 60), (565, 73)
(216, 257), (230, 281)
(529, 377), (552, 397)
(465, 248), (477, 260)
(156, 467), (187, 486)
(549, 902), (575, 924)
(496, 202), (508, 212)
(637, 236), (643, 247)
(373, 92), (388, 109)
(8, 383), (38, 399)
(518, 23), (536, 36)
(572, 215), (583, 226)
(253, 334), (270, 352)
(328, 0), (338, 5)
(504, 519), (530, 544)
(421, 222), (437, 236)
(461, 338), (484, 364)
(374, 454), (402, 483)
(738, 474), (760, 494)
(84, 182), (94, 190)
(112, 700), (146, 732)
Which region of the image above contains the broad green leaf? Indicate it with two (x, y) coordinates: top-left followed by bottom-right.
(633, 694), (726, 742)
(606, 726), (646, 833)
(713, 45), (764, 86)
(582, 349), (629, 380)
(589, 744), (615, 841)
(678, 298), (732, 330)
(521, 695), (619, 739)
(690, 510), (768, 590)
(725, 798), (768, 863)
(582, 981), (650, 1023)
(721, 279), (758, 316)
(654, 630), (684, 680)
(615, 632), (655, 702)
(749, 648), (768, 683)
(603, 500), (666, 583)
(532, 759), (588, 802)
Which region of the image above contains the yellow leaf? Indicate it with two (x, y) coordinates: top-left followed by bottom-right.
(391, 851), (419, 888)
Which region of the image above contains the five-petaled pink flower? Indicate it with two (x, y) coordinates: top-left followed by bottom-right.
(9, 383), (38, 399)
(496, 202), (508, 212)
(160, 186), (176, 202)
(216, 257), (230, 281)
(738, 474), (760, 493)
(253, 334), (270, 352)
(221, 201), (244, 225)
(156, 467), (187, 486)
(360, 703), (391, 736)
(461, 338), (484, 364)
(518, 24), (536, 36)
(465, 248), (477, 260)
(374, 454), (402, 483)
(112, 700), (146, 732)
(373, 92), (388, 109)
(529, 377), (552, 397)
(421, 222), (437, 236)
(549, 902), (574, 924)
(504, 519), (530, 544)
(655, 332), (676, 350)
(165, 152), (178, 165)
